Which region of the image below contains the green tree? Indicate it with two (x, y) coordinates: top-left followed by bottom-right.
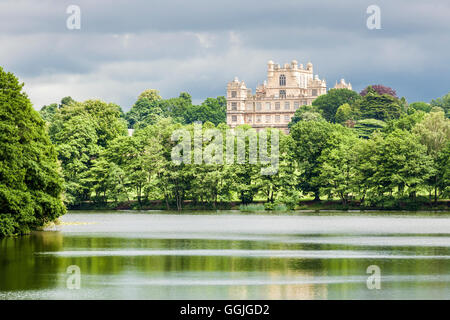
(383, 110), (425, 135)
(60, 96), (76, 108)
(409, 101), (432, 113)
(359, 130), (433, 202)
(39, 97), (77, 124)
(436, 142), (450, 199)
(256, 131), (300, 206)
(229, 125), (261, 204)
(290, 121), (349, 200)
(39, 103), (58, 123)
(183, 96), (227, 126)
(0, 67), (65, 236)
(51, 113), (100, 204)
(288, 105), (324, 128)
(48, 99), (127, 204)
(312, 88), (360, 122)
(126, 89), (163, 128)
(430, 92), (450, 118)
(356, 89), (405, 121)
(413, 111), (450, 202)
(318, 131), (360, 204)
(353, 119), (386, 138)
(335, 103), (353, 123)
(187, 122), (234, 207)
(103, 128), (165, 207)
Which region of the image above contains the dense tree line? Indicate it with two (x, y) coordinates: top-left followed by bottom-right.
(38, 90), (229, 208)
(37, 86), (450, 211)
(124, 89), (226, 128)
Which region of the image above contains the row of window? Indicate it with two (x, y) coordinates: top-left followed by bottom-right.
(231, 115), (292, 123)
(231, 101), (308, 111)
(230, 88), (317, 99)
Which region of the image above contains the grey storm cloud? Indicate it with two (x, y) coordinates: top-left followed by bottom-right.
(0, 0), (448, 110)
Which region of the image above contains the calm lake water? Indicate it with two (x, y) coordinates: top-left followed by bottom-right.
(1, 210), (450, 299)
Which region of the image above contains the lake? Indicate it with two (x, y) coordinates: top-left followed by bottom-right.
(1, 210), (449, 299)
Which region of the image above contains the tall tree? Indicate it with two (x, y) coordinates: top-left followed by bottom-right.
(413, 111), (450, 202)
(290, 121), (350, 200)
(48, 99), (127, 204)
(318, 132), (360, 204)
(0, 67), (65, 236)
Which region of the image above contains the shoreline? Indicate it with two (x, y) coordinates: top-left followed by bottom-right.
(67, 199), (450, 212)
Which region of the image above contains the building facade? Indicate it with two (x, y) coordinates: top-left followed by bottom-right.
(226, 60), (351, 133)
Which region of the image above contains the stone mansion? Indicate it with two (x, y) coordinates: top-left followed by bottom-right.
(226, 60), (351, 133)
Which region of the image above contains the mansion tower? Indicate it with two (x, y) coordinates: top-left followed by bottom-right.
(226, 60), (351, 133)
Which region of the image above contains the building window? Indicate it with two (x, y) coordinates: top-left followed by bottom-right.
(232, 115), (237, 122)
(231, 91), (237, 98)
(231, 102), (237, 111)
(257, 115), (262, 123)
(279, 90), (286, 98)
(275, 102), (280, 110)
(312, 89), (318, 96)
(294, 101), (300, 110)
(279, 74), (286, 86)
(265, 102), (271, 110)
(265, 115), (271, 123)
(246, 103), (253, 111)
(275, 115), (280, 123)
(246, 115), (252, 123)
(284, 115), (290, 122)
(284, 101), (290, 110)
(256, 102), (262, 111)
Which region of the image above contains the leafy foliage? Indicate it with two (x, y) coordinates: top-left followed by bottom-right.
(312, 88), (361, 122)
(183, 96), (227, 126)
(355, 90), (404, 121)
(290, 121), (350, 200)
(126, 89), (227, 129)
(335, 103), (353, 123)
(353, 119), (386, 138)
(48, 99), (128, 204)
(409, 101), (432, 113)
(430, 92), (450, 119)
(0, 67), (65, 236)
(288, 105), (324, 128)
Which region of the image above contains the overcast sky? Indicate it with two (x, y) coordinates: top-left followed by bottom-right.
(0, 0), (449, 110)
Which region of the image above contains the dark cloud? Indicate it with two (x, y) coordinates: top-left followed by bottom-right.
(0, 0), (448, 109)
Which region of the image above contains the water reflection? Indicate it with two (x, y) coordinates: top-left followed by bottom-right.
(1, 211), (449, 299)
